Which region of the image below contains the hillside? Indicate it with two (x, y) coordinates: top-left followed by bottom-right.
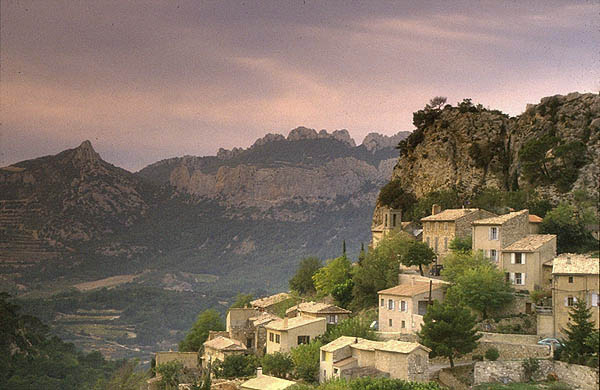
(375, 92), (599, 223)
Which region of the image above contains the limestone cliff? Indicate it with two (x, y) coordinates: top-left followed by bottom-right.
(377, 92), (599, 221)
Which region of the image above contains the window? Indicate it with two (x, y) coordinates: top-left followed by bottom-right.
(515, 273), (523, 285)
(505, 272), (510, 283)
(489, 227), (498, 240)
(392, 214), (397, 227)
(389, 319), (393, 327)
(298, 335), (310, 345)
(401, 320), (406, 328)
(567, 296), (575, 307)
(426, 237), (430, 247)
(321, 351), (326, 361)
(490, 249), (498, 262)
(269, 332), (274, 342)
(388, 299), (394, 310)
(380, 298), (384, 307)
(323, 370), (326, 379)
(385, 214), (388, 227)
(275, 334), (280, 344)
(515, 253), (522, 264)
(434, 237), (438, 252)
(568, 276), (573, 283)
(333, 368), (339, 374)
(592, 293), (598, 307)
(444, 237), (448, 250)
(400, 300), (407, 312)
(328, 315), (338, 324)
(246, 338), (253, 348)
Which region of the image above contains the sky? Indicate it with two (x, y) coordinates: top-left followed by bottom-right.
(1, 0), (598, 171)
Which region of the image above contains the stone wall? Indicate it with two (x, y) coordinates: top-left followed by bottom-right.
(479, 332), (539, 344)
(439, 369), (469, 390)
(537, 312), (554, 338)
(474, 360), (599, 390)
(155, 352), (199, 370)
(474, 341), (550, 360)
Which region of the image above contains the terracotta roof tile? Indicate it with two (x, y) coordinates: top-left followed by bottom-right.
(421, 208), (480, 222)
(250, 293), (290, 308)
(241, 375), (296, 390)
(552, 254), (600, 275)
(472, 210), (528, 225)
(264, 316), (325, 331)
(203, 336), (247, 351)
(378, 282), (445, 297)
(503, 234), (556, 252)
(285, 301), (351, 315)
(529, 214), (543, 223)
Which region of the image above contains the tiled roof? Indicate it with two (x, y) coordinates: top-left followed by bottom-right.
(320, 336), (430, 355)
(378, 282), (445, 297)
(503, 234), (556, 252)
(377, 340), (430, 354)
(552, 254), (600, 275)
(320, 336), (357, 352)
(529, 214), (543, 223)
(285, 301), (351, 315)
(472, 210), (528, 225)
(264, 316), (325, 331)
(333, 356), (357, 368)
(250, 293), (290, 308)
(350, 339), (382, 351)
(203, 336), (247, 351)
(241, 375), (296, 390)
(421, 208), (480, 222)
(249, 312), (280, 327)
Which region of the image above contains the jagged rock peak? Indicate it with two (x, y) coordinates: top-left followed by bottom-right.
(287, 126), (319, 141)
(362, 131), (412, 152)
(251, 133), (286, 148)
(72, 140), (101, 164)
(287, 127), (356, 146)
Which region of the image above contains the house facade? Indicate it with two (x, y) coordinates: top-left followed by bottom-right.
(285, 301), (351, 325)
(250, 293), (291, 313)
(378, 279), (446, 334)
(264, 316), (327, 354)
(202, 336), (247, 368)
(421, 205), (496, 262)
(550, 254), (599, 338)
(226, 308), (279, 355)
(500, 234), (557, 292)
(472, 210), (530, 263)
(371, 207), (421, 247)
(319, 336), (430, 383)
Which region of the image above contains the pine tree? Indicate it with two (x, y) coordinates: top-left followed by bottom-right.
(561, 298), (599, 364)
(358, 243), (365, 265)
(342, 240), (346, 256)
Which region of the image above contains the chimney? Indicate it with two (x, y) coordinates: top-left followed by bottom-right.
(283, 318), (288, 329)
(432, 204), (442, 215)
(256, 367), (263, 377)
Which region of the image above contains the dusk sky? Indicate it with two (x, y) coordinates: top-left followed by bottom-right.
(1, 0), (598, 171)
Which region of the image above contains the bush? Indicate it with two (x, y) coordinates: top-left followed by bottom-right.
(213, 354), (259, 379)
(484, 347), (499, 361)
(472, 354), (484, 361)
(548, 382), (570, 390)
(261, 352), (293, 379)
(290, 341), (322, 383)
(522, 357), (540, 382)
(377, 179), (416, 210)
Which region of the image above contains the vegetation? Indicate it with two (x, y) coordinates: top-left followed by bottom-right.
(522, 358), (540, 382)
(417, 301), (481, 367)
(313, 256), (352, 298)
(178, 309), (225, 352)
(290, 340), (323, 383)
(213, 354), (259, 378)
(321, 316), (378, 344)
(289, 377), (443, 389)
(448, 236), (472, 253)
(559, 298), (599, 367)
(485, 347), (499, 361)
(441, 250), (490, 284)
(377, 179), (417, 210)
(103, 359), (149, 390)
(289, 257), (322, 295)
(230, 293), (254, 309)
(0, 293), (121, 390)
(400, 241), (436, 276)
(541, 202), (597, 253)
(261, 352), (294, 378)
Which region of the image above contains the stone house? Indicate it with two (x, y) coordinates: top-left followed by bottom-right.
(548, 254), (599, 338)
(225, 308), (279, 355)
(500, 234), (557, 294)
(285, 301), (351, 325)
(264, 316), (327, 354)
(202, 336), (247, 368)
(154, 351), (199, 370)
(421, 205), (496, 262)
(371, 206), (421, 247)
(319, 336), (430, 383)
(240, 368), (296, 390)
(471, 210), (532, 263)
(528, 214), (543, 233)
(250, 293), (291, 314)
(378, 279), (447, 334)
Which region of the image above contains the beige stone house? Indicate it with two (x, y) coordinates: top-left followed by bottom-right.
(285, 301), (351, 325)
(202, 336), (247, 368)
(240, 368), (296, 390)
(225, 308), (279, 355)
(371, 206), (421, 247)
(378, 279), (446, 334)
(421, 205), (496, 262)
(471, 210), (531, 263)
(500, 234), (557, 293)
(251, 293), (291, 313)
(319, 336), (430, 383)
(265, 316), (327, 354)
(528, 214), (543, 233)
(548, 254), (599, 338)
(155, 351), (199, 370)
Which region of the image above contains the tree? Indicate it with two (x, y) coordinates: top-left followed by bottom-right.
(290, 340), (322, 383)
(213, 354), (259, 378)
(156, 361), (184, 390)
(400, 241), (435, 276)
(541, 203), (597, 253)
(417, 301), (481, 367)
(342, 240), (346, 256)
(331, 279), (354, 309)
(261, 352), (293, 378)
(104, 360), (149, 390)
(178, 309), (225, 352)
(452, 265), (514, 319)
(313, 256), (352, 298)
(429, 96), (447, 109)
(448, 236), (472, 253)
(358, 243), (365, 266)
(377, 179), (417, 210)
(561, 298), (599, 365)
(230, 293), (254, 309)
(321, 317), (378, 344)
(440, 251), (490, 283)
(289, 257), (322, 296)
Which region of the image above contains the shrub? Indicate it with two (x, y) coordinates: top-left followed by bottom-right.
(546, 372), (558, 382)
(261, 352), (293, 378)
(522, 357), (540, 382)
(213, 354), (259, 379)
(484, 347), (499, 361)
(548, 382), (571, 390)
(472, 354), (483, 361)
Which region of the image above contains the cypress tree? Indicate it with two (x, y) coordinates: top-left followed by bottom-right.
(561, 298), (598, 364)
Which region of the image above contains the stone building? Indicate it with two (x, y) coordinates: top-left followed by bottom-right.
(471, 210), (532, 263)
(528, 214), (543, 233)
(154, 351), (199, 370)
(371, 206), (421, 247)
(285, 301), (351, 325)
(240, 368), (296, 390)
(202, 336), (247, 368)
(225, 308), (279, 355)
(378, 278), (447, 334)
(264, 316), (327, 354)
(250, 293), (291, 313)
(548, 254), (599, 338)
(319, 336), (430, 383)
(500, 234), (557, 294)
(421, 205), (496, 262)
